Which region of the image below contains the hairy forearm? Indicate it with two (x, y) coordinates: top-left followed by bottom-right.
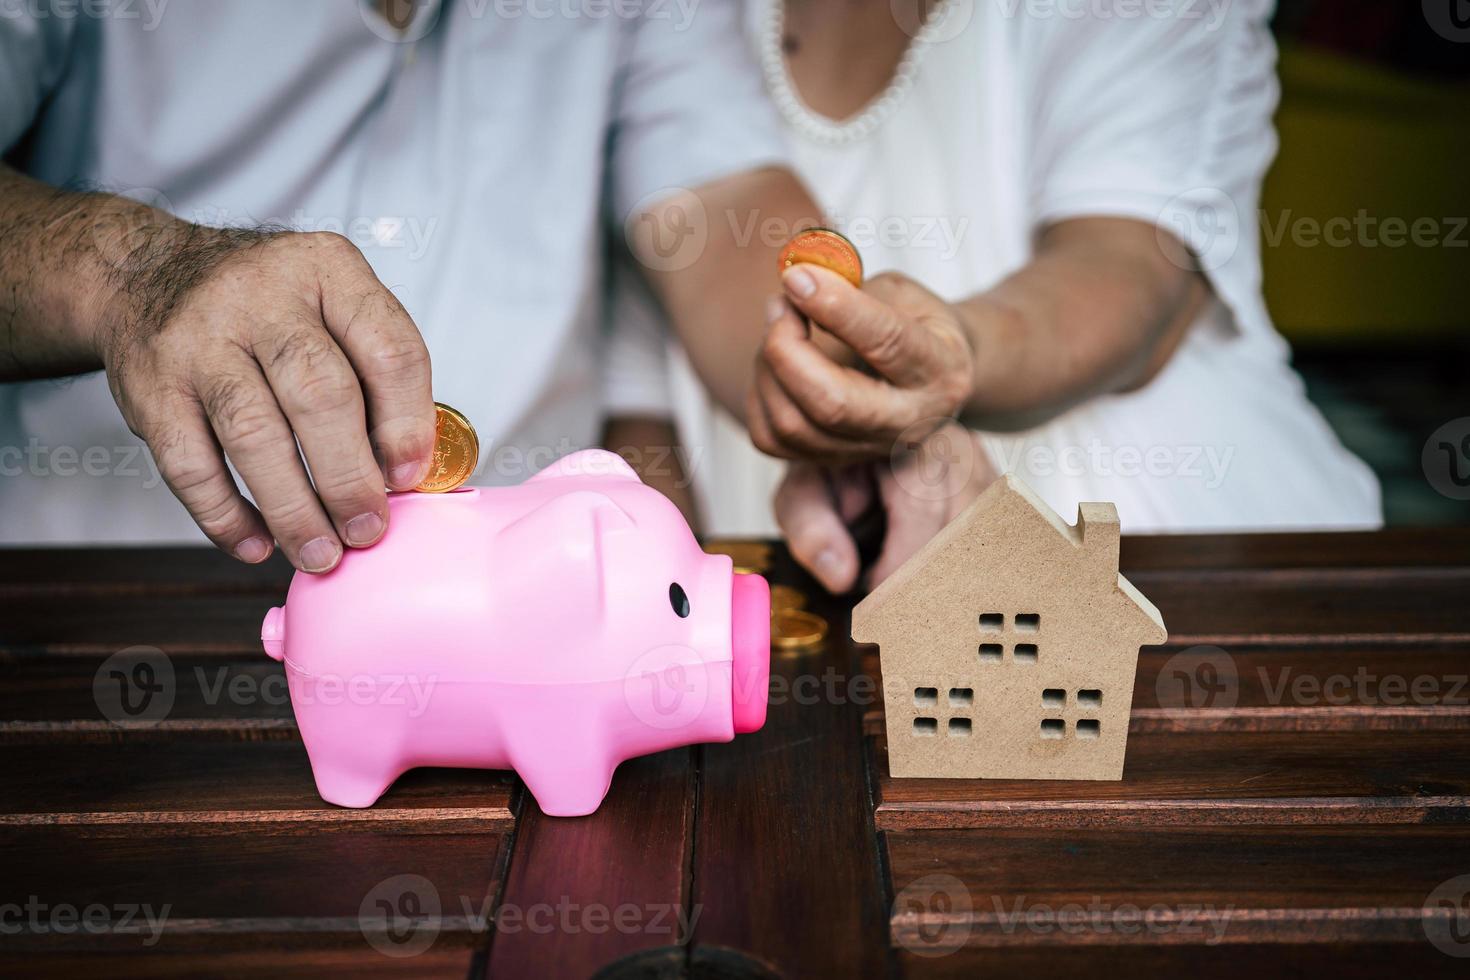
(0, 164), (267, 381)
(638, 167), (825, 421)
(956, 217), (1207, 432)
(0, 164), (120, 377)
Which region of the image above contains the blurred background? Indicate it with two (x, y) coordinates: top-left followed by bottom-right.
(1266, 0), (1468, 525)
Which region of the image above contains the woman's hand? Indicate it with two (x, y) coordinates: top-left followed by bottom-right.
(773, 421), (998, 594)
(746, 267), (977, 463)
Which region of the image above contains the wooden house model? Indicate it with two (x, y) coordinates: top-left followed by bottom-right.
(852, 474), (1166, 780)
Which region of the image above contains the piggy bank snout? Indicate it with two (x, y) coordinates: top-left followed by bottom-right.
(730, 572), (771, 734)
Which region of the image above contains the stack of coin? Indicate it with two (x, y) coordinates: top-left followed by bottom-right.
(415, 402), (479, 493)
(777, 227), (863, 288)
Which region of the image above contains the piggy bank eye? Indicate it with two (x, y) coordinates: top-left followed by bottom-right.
(668, 582), (690, 618)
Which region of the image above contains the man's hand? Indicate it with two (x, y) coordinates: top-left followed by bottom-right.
(774, 421), (997, 593)
(748, 267), (976, 463)
(1, 165), (438, 571)
(98, 228), (436, 571)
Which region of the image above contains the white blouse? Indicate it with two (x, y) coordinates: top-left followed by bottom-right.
(605, 0), (1382, 535)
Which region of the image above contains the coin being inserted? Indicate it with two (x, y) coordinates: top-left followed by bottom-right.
(415, 402), (479, 493)
(778, 228), (863, 288)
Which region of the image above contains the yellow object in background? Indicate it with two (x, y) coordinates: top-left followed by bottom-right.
(1261, 45), (1470, 343)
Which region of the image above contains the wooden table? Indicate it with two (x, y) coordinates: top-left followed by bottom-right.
(3, 530), (1468, 977)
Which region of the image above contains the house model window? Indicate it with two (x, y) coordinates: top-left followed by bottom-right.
(851, 474), (1167, 781)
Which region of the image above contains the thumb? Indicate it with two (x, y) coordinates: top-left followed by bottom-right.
(774, 462), (860, 593)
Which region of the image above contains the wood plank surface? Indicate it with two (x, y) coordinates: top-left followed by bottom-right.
(0, 739), (514, 833)
(689, 554), (890, 978)
(4, 531), (1470, 976)
(484, 748), (695, 978)
(872, 728), (1470, 830)
(886, 826), (1470, 950)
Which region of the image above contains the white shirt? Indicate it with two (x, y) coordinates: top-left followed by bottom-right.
(0, 0), (787, 543)
(606, 0), (1382, 534)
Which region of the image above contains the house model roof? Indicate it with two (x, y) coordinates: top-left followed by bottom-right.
(852, 474), (1167, 781)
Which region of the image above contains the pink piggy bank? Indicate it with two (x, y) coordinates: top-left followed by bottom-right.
(259, 449), (770, 817)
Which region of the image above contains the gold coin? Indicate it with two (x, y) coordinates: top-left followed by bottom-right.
(771, 609), (828, 651)
(770, 584), (806, 611)
(778, 228), (863, 288)
(415, 402), (479, 493)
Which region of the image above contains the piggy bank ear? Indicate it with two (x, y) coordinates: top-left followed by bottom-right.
(497, 489), (635, 564)
(528, 449), (643, 484)
(496, 491), (634, 612)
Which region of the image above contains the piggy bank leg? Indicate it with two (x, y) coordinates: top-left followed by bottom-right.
(517, 764), (615, 818)
(311, 760), (401, 809)
(509, 736), (616, 817)
(296, 722), (404, 808)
